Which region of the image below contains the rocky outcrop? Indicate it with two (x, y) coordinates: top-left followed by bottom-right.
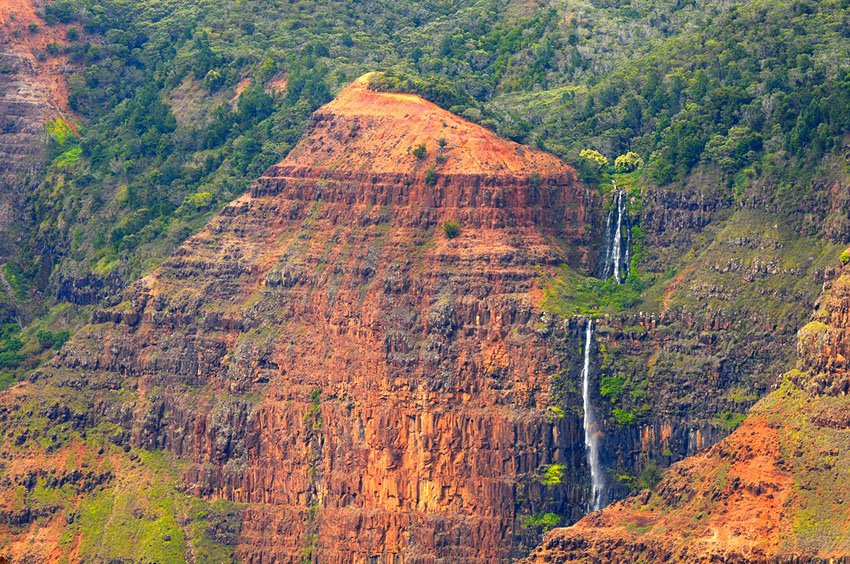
(526, 258), (850, 562)
(0, 75), (601, 562)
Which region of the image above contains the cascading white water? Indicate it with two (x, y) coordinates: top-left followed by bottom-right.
(595, 181), (630, 284)
(581, 318), (605, 511)
(609, 190), (625, 284)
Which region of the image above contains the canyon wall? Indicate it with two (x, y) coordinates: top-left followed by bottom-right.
(527, 258), (850, 562)
(0, 0), (69, 319)
(569, 168), (840, 502)
(0, 75), (603, 562)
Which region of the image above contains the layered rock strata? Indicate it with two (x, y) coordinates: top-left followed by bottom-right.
(1, 74), (601, 562)
(0, 0), (69, 261)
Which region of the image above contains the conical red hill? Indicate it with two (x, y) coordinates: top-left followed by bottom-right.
(0, 74), (600, 562)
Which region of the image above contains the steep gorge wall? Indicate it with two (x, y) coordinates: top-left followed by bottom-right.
(1, 77), (603, 562)
(527, 239), (850, 562)
(570, 166), (842, 501)
(0, 0), (70, 319)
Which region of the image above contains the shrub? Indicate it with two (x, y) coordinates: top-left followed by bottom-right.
(184, 192), (213, 210)
(599, 376), (624, 401)
(46, 118), (75, 146)
(442, 220), (461, 239)
(541, 463), (566, 486)
(412, 143), (427, 160)
(522, 512), (562, 530)
(424, 167), (437, 186)
(841, 248), (850, 265)
(611, 408), (635, 426)
(614, 151), (644, 173)
(36, 330), (71, 350)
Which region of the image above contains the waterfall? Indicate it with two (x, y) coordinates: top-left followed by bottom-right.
(595, 182), (630, 283)
(581, 318), (606, 511)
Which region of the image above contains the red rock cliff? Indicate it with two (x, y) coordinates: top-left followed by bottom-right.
(4, 74), (599, 561)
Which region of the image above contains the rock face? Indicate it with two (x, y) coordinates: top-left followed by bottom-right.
(0, 0), (69, 262)
(577, 169), (838, 504)
(1, 75), (600, 561)
(526, 261), (850, 563)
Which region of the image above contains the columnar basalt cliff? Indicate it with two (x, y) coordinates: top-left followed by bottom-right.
(527, 259), (850, 563)
(0, 75), (602, 561)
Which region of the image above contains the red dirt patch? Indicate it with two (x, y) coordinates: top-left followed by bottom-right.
(0, 0), (74, 113)
(282, 73), (576, 178)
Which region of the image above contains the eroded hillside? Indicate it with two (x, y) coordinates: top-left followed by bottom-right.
(0, 0), (70, 296)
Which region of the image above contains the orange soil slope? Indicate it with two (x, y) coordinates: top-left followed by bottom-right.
(282, 73), (572, 177)
(0, 0), (71, 113)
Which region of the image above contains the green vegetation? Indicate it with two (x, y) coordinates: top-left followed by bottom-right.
(543, 265), (643, 317)
(304, 387), (323, 431)
(712, 410), (747, 431)
(617, 460), (663, 493)
(45, 117), (76, 146)
(0, 301), (84, 391)
(541, 463), (566, 486)
(578, 148), (610, 183)
(412, 143), (428, 160)
(0, 324), (24, 374)
(521, 512), (562, 532)
(599, 376), (625, 403)
(611, 408), (636, 426)
(4, 0), (844, 385)
(2, 0), (849, 553)
(579, 149), (608, 169)
(424, 166), (438, 186)
(614, 152), (644, 173)
(370, 70), (478, 114)
(442, 220), (461, 239)
(69, 450), (240, 562)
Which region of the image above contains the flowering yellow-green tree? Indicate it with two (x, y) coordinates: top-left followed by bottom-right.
(614, 151), (644, 173)
(579, 148), (608, 170)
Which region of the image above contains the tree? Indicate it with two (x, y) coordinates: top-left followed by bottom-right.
(614, 152), (644, 173)
(577, 148), (609, 182)
(579, 148), (608, 170)
(442, 220), (461, 238)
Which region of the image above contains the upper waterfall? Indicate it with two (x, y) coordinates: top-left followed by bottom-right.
(595, 182), (631, 283)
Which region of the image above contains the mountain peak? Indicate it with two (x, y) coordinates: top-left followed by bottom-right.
(273, 72), (574, 179)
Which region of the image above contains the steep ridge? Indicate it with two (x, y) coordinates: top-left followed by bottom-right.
(0, 75), (600, 561)
(527, 258), (850, 562)
(0, 0), (70, 261)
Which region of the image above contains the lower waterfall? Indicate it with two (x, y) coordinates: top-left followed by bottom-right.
(581, 318), (606, 511)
